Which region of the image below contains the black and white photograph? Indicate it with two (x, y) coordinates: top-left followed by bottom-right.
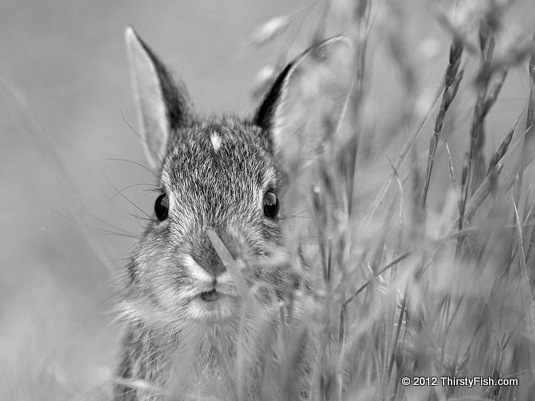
(2, 0), (535, 399)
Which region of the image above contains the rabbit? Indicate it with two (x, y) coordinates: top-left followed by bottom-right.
(113, 27), (352, 401)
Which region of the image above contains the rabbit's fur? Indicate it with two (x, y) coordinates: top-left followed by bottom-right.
(114, 28), (351, 401)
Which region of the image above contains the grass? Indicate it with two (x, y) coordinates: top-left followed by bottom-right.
(231, 0), (535, 400)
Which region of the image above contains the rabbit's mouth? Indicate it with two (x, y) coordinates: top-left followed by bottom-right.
(191, 288), (237, 322)
(200, 289), (219, 302)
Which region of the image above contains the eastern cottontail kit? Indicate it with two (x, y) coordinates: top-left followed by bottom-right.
(114, 28), (352, 401)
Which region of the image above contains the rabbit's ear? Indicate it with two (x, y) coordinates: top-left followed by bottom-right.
(125, 27), (192, 169)
(254, 37), (353, 170)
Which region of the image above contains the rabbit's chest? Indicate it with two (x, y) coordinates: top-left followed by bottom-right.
(166, 331), (272, 400)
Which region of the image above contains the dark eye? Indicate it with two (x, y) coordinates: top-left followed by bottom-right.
(154, 193), (169, 221)
(263, 191), (279, 219)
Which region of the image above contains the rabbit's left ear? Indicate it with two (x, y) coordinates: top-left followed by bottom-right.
(254, 37), (353, 168)
(125, 27), (193, 169)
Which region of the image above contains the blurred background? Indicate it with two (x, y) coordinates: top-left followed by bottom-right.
(1, 0), (534, 399)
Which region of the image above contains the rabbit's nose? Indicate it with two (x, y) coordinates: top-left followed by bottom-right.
(191, 225), (244, 276)
(188, 227), (233, 277)
(182, 253), (224, 283)
(191, 252), (226, 277)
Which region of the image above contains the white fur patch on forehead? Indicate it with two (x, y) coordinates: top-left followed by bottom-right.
(210, 132), (222, 152)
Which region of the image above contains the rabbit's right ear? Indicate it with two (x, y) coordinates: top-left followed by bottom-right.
(125, 27), (192, 169)
(254, 37), (353, 171)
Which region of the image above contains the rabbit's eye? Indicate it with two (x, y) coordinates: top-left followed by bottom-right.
(154, 193), (169, 221)
(263, 191), (279, 219)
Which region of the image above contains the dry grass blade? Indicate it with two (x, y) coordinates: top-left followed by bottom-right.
(444, 140), (459, 193)
(466, 16), (502, 197)
(483, 68), (508, 116)
(459, 121), (532, 225)
(524, 200), (535, 263)
(512, 200), (535, 373)
(495, 125), (532, 169)
(112, 378), (163, 396)
(206, 330), (237, 399)
(206, 228), (249, 297)
(520, 29), (535, 172)
(487, 112), (520, 174)
(382, 171), (404, 388)
(349, 0), (371, 118)
(462, 164), (502, 221)
(279, 323), (308, 401)
(422, 37), (465, 208)
(527, 29), (535, 129)
(439, 293), (464, 373)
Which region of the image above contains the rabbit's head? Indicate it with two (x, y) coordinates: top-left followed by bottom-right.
(121, 28), (352, 331)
